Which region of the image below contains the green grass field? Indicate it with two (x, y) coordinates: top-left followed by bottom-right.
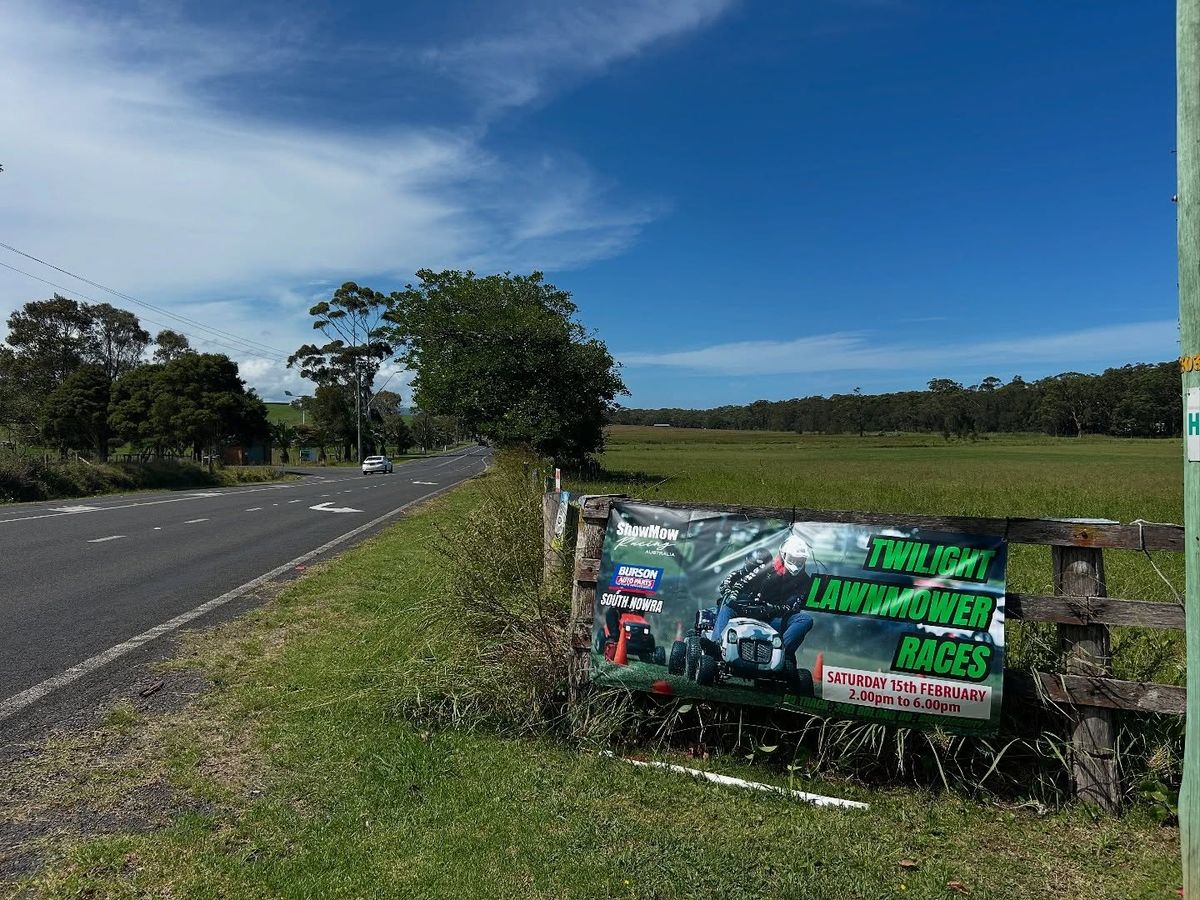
(9, 477), (1181, 899)
(582, 426), (1182, 522)
(264, 401), (305, 426)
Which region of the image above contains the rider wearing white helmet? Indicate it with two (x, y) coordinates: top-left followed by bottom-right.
(713, 525), (816, 662)
(779, 532), (810, 575)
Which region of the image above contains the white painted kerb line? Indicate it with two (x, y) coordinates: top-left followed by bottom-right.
(0, 481), (466, 723)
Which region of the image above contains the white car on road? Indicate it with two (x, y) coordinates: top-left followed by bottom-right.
(361, 455), (394, 475)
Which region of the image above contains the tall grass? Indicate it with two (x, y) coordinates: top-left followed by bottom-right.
(0, 453), (286, 503)
(387, 449), (575, 732)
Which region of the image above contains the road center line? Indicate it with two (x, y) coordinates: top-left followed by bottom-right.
(0, 479), (470, 723)
(86, 535), (125, 543)
(245, 507), (263, 512)
(184, 518), (208, 524)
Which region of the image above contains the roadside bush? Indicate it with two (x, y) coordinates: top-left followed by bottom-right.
(389, 449), (573, 732)
(0, 453), (286, 502)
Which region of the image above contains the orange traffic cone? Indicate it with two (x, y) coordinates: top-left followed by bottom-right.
(614, 627), (630, 666)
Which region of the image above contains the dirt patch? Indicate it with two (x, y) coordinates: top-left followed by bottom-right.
(0, 594), (287, 889)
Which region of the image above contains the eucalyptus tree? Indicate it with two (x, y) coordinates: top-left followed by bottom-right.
(288, 282), (395, 462)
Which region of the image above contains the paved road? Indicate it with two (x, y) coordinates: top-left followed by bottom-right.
(0, 446), (488, 723)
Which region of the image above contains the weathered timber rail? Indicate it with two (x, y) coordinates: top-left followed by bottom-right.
(559, 494), (1186, 810)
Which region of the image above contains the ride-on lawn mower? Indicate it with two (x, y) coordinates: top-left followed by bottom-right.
(596, 610), (667, 666)
(668, 604), (814, 697)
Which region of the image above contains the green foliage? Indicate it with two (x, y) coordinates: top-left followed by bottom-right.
(309, 382), (355, 457)
(109, 354), (269, 457)
(5, 294), (97, 391)
(39, 365), (112, 458)
(288, 282), (394, 436)
(268, 420), (297, 463)
(89, 303), (151, 379)
(370, 389), (413, 454)
(151, 328), (191, 363)
(386, 269), (626, 466)
(5, 295), (149, 389)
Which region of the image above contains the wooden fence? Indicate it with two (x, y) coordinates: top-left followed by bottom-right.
(550, 493), (1187, 810)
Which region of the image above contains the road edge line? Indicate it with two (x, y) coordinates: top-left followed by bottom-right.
(0, 476), (474, 723)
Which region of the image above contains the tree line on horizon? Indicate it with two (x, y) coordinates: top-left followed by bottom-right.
(611, 363), (1180, 438)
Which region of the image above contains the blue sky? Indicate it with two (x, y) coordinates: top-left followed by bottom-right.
(0, 0), (1180, 407)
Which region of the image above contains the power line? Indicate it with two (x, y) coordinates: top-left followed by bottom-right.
(0, 260), (289, 362)
(0, 240), (290, 358)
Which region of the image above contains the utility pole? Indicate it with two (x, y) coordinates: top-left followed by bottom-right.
(1178, 0), (1200, 892)
(356, 359), (362, 464)
(354, 319), (363, 464)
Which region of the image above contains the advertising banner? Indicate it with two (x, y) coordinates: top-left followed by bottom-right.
(591, 502), (1007, 735)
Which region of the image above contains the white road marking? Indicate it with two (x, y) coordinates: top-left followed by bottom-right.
(154, 527), (162, 531)
(310, 502), (362, 513)
(51, 505), (100, 513)
(184, 518), (208, 524)
(0, 483), (299, 526)
(288, 499), (302, 504)
(413, 481), (438, 485)
(0, 481), (466, 723)
(86, 535), (125, 543)
(245, 507), (263, 512)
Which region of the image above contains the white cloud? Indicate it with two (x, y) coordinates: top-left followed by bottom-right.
(620, 320), (1179, 377)
(0, 1), (726, 395)
(422, 0), (735, 116)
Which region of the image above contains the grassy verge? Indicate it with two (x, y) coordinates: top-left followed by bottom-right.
(0, 456), (291, 504)
(7, 474), (1180, 898)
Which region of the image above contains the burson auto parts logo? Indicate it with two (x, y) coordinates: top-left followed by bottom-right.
(609, 564), (663, 595)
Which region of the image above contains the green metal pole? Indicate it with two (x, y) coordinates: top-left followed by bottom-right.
(1179, 0), (1200, 892)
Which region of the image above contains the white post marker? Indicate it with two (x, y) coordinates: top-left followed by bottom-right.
(1189, 387), (1200, 463)
(555, 467), (561, 491)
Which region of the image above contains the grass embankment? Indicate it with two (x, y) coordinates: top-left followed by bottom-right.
(0, 455), (289, 504)
(7, 473), (1180, 898)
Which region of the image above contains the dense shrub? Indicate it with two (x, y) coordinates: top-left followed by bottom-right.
(0, 454), (284, 503)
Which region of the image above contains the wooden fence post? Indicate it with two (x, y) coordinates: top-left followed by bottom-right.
(1052, 545), (1120, 810)
(567, 497), (610, 703)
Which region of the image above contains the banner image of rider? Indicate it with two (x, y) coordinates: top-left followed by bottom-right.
(713, 527), (815, 662)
